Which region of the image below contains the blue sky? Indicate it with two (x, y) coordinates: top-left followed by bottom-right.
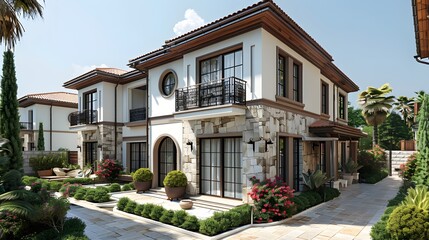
(6, 0), (429, 106)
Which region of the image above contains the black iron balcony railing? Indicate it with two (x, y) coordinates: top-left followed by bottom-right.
(129, 107), (146, 122)
(175, 77), (246, 112)
(68, 109), (98, 126)
(20, 122), (33, 130)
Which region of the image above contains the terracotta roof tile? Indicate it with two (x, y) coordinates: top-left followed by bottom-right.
(95, 68), (128, 76)
(23, 92), (78, 104)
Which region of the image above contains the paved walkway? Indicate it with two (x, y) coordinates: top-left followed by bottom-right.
(68, 176), (402, 240)
(227, 176), (402, 240)
(67, 203), (199, 240)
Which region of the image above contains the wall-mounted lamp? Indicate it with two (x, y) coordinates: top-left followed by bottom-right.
(98, 144), (103, 150)
(312, 142), (319, 150)
(246, 138), (256, 152)
(186, 140), (193, 152)
(77, 145), (81, 152)
(265, 138), (273, 152)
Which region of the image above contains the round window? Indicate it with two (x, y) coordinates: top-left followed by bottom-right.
(161, 72), (176, 96)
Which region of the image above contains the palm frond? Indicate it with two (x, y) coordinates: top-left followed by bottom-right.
(0, 200), (35, 217)
(0, 189), (36, 202)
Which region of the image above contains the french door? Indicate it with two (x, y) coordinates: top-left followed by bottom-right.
(84, 142), (97, 170)
(200, 137), (242, 199)
(158, 137), (176, 187)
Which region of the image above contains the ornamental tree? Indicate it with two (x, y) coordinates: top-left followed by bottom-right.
(413, 94), (429, 185)
(37, 122), (45, 151)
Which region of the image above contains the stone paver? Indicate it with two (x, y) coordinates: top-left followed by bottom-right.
(67, 204), (199, 240)
(227, 176), (402, 240)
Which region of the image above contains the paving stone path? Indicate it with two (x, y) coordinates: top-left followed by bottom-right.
(68, 176), (401, 240)
(227, 176), (402, 240)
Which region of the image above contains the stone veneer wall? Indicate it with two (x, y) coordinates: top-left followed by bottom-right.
(182, 105), (317, 201)
(23, 150), (65, 175)
(77, 125), (123, 167)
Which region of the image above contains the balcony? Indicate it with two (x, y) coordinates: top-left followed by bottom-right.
(20, 122), (33, 130)
(68, 110), (98, 126)
(175, 77), (246, 112)
(129, 107), (146, 122)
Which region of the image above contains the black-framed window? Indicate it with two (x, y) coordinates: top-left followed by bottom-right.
(293, 138), (303, 191)
(321, 82), (329, 114)
(279, 137), (288, 182)
(277, 55), (287, 97)
(292, 63), (301, 102)
(339, 94), (346, 119)
(162, 73), (176, 96)
(340, 142), (347, 170)
(28, 110), (33, 130)
(200, 49), (243, 83)
(277, 51), (302, 103)
(84, 90), (97, 111)
(158, 137), (177, 187)
(200, 137), (242, 199)
(129, 142), (147, 173)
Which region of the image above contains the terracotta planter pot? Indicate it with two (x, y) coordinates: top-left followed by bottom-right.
(134, 181), (152, 193)
(343, 174), (354, 185)
(165, 186), (186, 200)
(179, 199), (193, 209)
(37, 169), (53, 177)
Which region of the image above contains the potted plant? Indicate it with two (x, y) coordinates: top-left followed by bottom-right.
(163, 170), (188, 200)
(133, 168), (153, 193)
(343, 160), (363, 185)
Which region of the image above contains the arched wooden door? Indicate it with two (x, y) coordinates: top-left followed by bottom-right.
(158, 137), (177, 187)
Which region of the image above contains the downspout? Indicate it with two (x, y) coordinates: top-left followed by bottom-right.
(146, 70), (150, 169)
(50, 104), (52, 151)
(115, 79), (120, 160)
(414, 55), (429, 65)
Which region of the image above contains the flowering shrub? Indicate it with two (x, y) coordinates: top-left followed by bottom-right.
(248, 176), (294, 223)
(0, 211), (26, 238)
(59, 183), (82, 197)
(400, 152), (418, 180)
(95, 159), (123, 182)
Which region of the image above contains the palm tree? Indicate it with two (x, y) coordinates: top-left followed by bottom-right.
(358, 83), (395, 147)
(0, 0), (43, 49)
(394, 96), (415, 127)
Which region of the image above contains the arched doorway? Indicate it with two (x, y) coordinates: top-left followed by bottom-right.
(158, 137), (177, 187)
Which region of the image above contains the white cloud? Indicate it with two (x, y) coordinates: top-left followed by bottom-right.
(71, 63), (108, 76)
(173, 9), (205, 36)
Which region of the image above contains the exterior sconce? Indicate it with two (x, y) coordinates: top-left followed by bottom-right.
(76, 145), (81, 152)
(98, 144), (103, 150)
(246, 138), (256, 152)
(186, 140), (193, 151)
(265, 138), (273, 152)
(312, 142), (319, 150)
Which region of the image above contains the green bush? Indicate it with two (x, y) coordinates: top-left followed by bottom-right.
(163, 170), (187, 187)
(159, 210), (175, 224)
(2, 170), (23, 191)
(132, 168), (153, 182)
(62, 217), (87, 236)
(117, 197), (130, 211)
(124, 200), (137, 213)
(59, 183), (82, 197)
(387, 205), (429, 239)
(300, 191), (321, 206)
(401, 152), (418, 180)
(142, 203), (156, 218)
(134, 204), (145, 216)
(199, 218), (222, 236)
(223, 211), (241, 228)
(108, 183), (121, 192)
(49, 181), (63, 192)
(22, 176), (39, 186)
(83, 189), (96, 202)
(323, 187), (340, 201)
(180, 215), (200, 232)
(149, 205), (165, 221)
(92, 187), (110, 203)
(62, 178), (92, 185)
(29, 153), (67, 171)
(74, 188), (88, 200)
(371, 206), (396, 240)
(171, 210), (188, 227)
(229, 204), (251, 225)
(292, 196), (306, 212)
(121, 184), (132, 191)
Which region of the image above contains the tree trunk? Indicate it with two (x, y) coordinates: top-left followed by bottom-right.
(373, 124), (378, 147)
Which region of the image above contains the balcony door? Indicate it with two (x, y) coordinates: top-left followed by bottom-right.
(158, 137), (177, 187)
(83, 90), (97, 123)
(84, 142), (97, 170)
(200, 137), (242, 199)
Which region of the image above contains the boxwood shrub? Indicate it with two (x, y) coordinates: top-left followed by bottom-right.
(171, 210), (188, 227)
(159, 210), (175, 225)
(142, 203), (156, 218)
(108, 183), (121, 192)
(180, 215), (200, 232)
(117, 197), (130, 211)
(124, 200), (137, 213)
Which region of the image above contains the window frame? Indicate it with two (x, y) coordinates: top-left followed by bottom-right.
(159, 70), (178, 98)
(129, 142), (147, 173)
(276, 48), (303, 103)
(321, 81), (329, 115)
(338, 93), (346, 120)
(198, 49), (243, 83)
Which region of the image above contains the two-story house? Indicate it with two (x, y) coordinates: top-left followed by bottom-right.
(64, 0), (364, 202)
(18, 92), (78, 151)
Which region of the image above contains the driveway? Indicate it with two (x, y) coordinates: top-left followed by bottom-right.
(226, 176), (402, 240)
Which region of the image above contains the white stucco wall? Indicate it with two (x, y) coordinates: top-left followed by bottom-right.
(150, 122), (183, 171)
(121, 78), (147, 123)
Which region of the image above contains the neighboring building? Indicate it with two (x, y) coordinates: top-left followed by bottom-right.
(64, 0), (364, 202)
(18, 92), (78, 151)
